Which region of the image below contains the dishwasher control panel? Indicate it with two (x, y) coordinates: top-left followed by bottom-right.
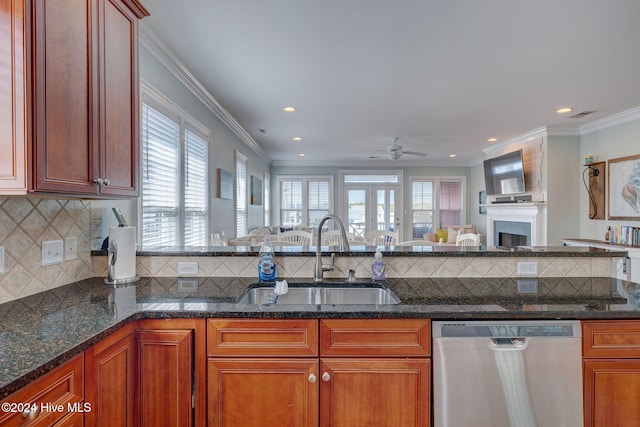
(434, 320), (580, 338)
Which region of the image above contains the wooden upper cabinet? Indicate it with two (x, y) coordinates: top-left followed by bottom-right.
(3, 0), (148, 197)
(0, 0), (27, 195)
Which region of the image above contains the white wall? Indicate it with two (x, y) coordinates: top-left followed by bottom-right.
(579, 117), (640, 239)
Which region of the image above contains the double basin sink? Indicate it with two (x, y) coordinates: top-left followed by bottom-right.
(237, 282), (400, 305)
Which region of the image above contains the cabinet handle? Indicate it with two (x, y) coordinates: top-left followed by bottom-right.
(308, 373), (317, 383)
(322, 372), (330, 382)
(93, 178), (104, 186)
(103, 178), (110, 186)
(22, 406), (40, 420)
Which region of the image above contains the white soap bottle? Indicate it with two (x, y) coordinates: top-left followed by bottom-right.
(371, 248), (386, 282)
(258, 237), (276, 281)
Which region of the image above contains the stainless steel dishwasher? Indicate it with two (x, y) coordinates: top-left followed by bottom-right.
(433, 320), (583, 427)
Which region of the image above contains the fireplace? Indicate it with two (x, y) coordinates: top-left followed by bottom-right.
(485, 203), (545, 246)
(494, 220), (531, 247)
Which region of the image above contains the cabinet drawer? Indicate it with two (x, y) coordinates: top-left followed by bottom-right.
(208, 319), (318, 357)
(583, 320), (640, 357)
(320, 319), (430, 357)
(0, 354), (84, 427)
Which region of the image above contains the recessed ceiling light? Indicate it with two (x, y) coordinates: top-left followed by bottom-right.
(487, 138), (498, 143)
(556, 107), (573, 114)
(283, 106), (296, 112)
(449, 154), (457, 158)
(292, 137), (303, 141)
(298, 153), (305, 157)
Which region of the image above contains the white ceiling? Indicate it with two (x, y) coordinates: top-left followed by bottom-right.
(143, 0), (640, 166)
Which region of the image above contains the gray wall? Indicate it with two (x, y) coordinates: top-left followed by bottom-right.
(101, 46), (271, 240)
(578, 117), (640, 239)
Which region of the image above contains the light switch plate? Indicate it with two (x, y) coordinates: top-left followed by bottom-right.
(0, 246), (4, 274)
(65, 237), (78, 260)
(42, 240), (64, 266)
(517, 261), (538, 276)
(177, 262), (198, 276)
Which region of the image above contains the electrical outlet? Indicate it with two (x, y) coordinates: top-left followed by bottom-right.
(65, 237), (78, 260)
(42, 240), (64, 266)
(517, 261), (538, 276)
(177, 262), (198, 276)
(0, 246), (4, 274)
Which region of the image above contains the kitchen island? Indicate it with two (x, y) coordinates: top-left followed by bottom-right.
(2, 273), (640, 398)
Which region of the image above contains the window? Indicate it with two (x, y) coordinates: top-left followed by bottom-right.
(264, 171), (271, 226)
(141, 97), (209, 248)
(278, 176), (332, 228)
(411, 177), (464, 238)
(236, 151), (248, 237)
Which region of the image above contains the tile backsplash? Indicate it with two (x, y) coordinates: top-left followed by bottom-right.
(0, 197), (93, 304)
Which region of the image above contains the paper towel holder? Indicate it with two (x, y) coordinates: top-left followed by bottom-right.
(104, 236), (140, 285)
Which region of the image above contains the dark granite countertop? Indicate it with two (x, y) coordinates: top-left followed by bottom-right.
(93, 245), (629, 257)
(2, 275), (640, 398)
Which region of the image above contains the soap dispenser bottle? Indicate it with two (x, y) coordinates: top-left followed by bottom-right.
(371, 248), (386, 282)
(258, 237), (276, 281)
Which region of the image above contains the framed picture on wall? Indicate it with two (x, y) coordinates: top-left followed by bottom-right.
(608, 154), (640, 219)
(250, 175), (263, 205)
(479, 190), (487, 215)
(217, 168), (233, 199)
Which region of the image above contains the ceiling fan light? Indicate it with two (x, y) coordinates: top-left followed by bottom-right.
(387, 152), (401, 161)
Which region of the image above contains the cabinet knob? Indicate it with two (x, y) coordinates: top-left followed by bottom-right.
(322, 372), (330, 382)
(93, 178), (104, 186)
(308, 373), (317, 383)
(103, 178), (110, 186)
(22, 406), (40, 420)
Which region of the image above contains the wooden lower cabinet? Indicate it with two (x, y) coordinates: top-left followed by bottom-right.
(320, 358), (430, 427)
(206, 318), (431, 427)
(584, 359), (640, 427)
(208, 358), (319, 427)
(0, 354), (84, 427)
(84, 323), (136, 427)
(137, 318), (206, 427)
(583, 320), (640, 427)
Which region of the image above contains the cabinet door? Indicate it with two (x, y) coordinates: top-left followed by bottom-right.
(584, 359), (640, 427)
(320, 358), (430, 427)
(31, 0), (99, 194)
(85, 325), (136, 427)
(0, 0), (27, 194)
(208, 358), (319, 427)
(0, 354), (84, 427)
(138, 329), (193, 427)
(97, 0), (139, 196)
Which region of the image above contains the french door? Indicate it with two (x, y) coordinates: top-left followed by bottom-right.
(343, 185), (401, 240)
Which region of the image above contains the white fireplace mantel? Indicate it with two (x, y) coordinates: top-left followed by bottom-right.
(485, 202), (546, 246)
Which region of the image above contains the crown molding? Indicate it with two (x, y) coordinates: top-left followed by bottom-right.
(270, 159), (472, 167)
(578, 106), (640, 135)
(138, 22), (269, 162)
(482, 126), (548, 157)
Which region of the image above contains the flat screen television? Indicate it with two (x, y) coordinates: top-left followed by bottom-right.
(483, 149), (526, 196)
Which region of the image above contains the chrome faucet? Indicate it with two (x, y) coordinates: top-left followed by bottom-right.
(315, 214), (350, 282)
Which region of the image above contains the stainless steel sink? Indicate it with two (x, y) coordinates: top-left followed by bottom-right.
(237, 283), (400, 305)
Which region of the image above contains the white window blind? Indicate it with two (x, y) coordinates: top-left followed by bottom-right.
(264, 171), (271, 226)
(141, 103), (180, 247)
(184, 128), (208, 246)
(278, 176), (332, 227)
(141, 93), (211, 249)
(236, 152), (248, 237)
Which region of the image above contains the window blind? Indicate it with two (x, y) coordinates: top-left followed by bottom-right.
(236, 152), (248, 237)
(141, 103), (180, 247)
(184, 129), (208, 246)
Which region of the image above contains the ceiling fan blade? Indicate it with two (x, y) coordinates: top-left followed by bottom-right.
(402, 151), (427, 157)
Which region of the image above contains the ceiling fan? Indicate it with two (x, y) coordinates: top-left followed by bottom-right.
(379, 137), (427, 160)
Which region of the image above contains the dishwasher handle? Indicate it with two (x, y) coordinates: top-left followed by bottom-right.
(487, 337), (528, 350)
